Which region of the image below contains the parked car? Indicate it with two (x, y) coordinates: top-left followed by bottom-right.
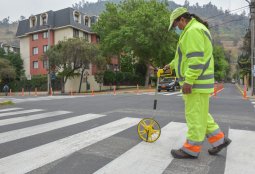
(158, 77), (180, 92)
(231, 79), (236, 84)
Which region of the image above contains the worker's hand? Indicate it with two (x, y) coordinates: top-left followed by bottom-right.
(163, 64), (170, 71)
(182, 83), (192, 94)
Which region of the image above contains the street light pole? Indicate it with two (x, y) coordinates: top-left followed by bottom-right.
(43, 25), (52, 95)
(245, 0), (255, 96)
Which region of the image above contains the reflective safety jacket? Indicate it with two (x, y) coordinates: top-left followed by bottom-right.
(170, 18), (214, 93)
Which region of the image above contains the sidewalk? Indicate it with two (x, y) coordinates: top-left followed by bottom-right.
(235, 83), (255, 99)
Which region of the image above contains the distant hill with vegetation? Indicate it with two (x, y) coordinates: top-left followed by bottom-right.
(0, 0), (248, 58)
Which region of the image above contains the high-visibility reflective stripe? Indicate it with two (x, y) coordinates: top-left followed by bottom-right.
(211, 137), (224, 147)
(183, 141), (201, 152)
(204, 30), (212, 43)
(208, 131), (224, 144)
(193, 84), (214, 89)
(179, 74), (214, 82)
(206, 128), (221, 138)
(181, 147), (200, 157)
(177, 47), (183, 79)
(189, 64), (204, 70)
(197, 74), (214, 80)
(186, 52), (204, 58)
(187, 139), (203, 146)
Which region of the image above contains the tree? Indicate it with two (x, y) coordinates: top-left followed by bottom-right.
(0, 59), (16, 83)
(213, 45), (230, 81)
(93, 0), (177, 87)
(0, 48), (24, 80)
(78, 42), (103, 93)
(45, 38), (103, 93)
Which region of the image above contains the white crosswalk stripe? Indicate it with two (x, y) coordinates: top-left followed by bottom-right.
(139, 92), (181, 96)
(8, 95), (88, 103)
(0, 113), (107, 144)
(0, 108), (22, 113)
(0, 117), (140, 174)
(0, 108), (254, 174)
(0, 110), (71, 126)
(0, 109), (43, 118)
(225, 129), (255, 174)
(94, 122), (187, 174)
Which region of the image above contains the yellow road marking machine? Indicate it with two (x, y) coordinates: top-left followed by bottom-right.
(137, 69), (173, 143)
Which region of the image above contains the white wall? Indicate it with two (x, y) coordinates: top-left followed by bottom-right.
(19, 37), (30, 78)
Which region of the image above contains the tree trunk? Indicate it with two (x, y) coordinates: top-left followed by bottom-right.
(144, 63), (150, 87)
(78, 69), (85, 93)
(61, 77), (65, 94)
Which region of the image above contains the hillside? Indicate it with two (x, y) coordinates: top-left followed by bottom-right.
(0, 0), (248, 60)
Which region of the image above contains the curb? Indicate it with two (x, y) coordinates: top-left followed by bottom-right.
(235, 84), (255, 99)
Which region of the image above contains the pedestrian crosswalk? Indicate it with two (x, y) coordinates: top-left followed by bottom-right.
(250, 99), (255, 109)
(0, 107), (254, 173)
(7, 95), (88, 103)
(138, 91), (182, 96)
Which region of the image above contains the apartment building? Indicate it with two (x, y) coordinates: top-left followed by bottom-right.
(16, 7), (116, 92)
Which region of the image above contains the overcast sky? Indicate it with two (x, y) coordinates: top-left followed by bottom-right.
(0, 0), (249, 21)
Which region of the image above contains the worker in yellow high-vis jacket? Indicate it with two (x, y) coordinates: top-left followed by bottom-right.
(164, 7), (231, 159)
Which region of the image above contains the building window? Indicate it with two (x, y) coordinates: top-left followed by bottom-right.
(43, 31), (48, 39)
(43, 45), (48, 53)
(73, 11), (81, 23)
(83, 32), (88, 41)
(84, 16), (90, 26)
(43, 60), (48, 69)
(40, 13), (48, 25)
(32, 34), (38, 40)
(33, 47), (38, 55)
(73, 29), (79, 38)
(33, 61), (39, 69)
(29, 16), (37, 28)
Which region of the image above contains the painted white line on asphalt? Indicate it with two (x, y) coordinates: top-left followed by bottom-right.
(252, 102), (255, 104)
(0, 117), (140, 174)
(225, 129), (255, 174)
(0, 108), (22, 113)
(0, 113), (107, 144)
(0, 111), (71, 126)
(94, 122), (187, 174)
(12, 96), (87, 103)
(161, 92), (181, 96)
(0, 109), (43, 118)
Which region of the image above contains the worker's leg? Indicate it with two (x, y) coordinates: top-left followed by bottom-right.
(180, 93), (208, 157)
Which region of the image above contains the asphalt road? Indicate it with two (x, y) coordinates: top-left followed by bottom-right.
(0, 83), (254, 174)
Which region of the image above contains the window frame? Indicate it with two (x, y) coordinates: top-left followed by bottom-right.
(32, 47), (38, 55)
(43, 31), (48, 39)
(33, 61), (39, 69)
(32, 34), (38, 41)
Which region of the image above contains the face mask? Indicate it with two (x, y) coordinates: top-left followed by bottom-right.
(175, 26), (183, 36)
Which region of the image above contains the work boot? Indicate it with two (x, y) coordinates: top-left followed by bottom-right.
(208, 137), (232, 155)
(171, 149), (198, 159)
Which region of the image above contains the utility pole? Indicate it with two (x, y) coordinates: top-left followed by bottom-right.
(251, 0), (255, 95)
(246, 0), (255, 96)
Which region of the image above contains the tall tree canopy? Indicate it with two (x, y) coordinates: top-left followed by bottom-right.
(93, 0), (177, 86)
